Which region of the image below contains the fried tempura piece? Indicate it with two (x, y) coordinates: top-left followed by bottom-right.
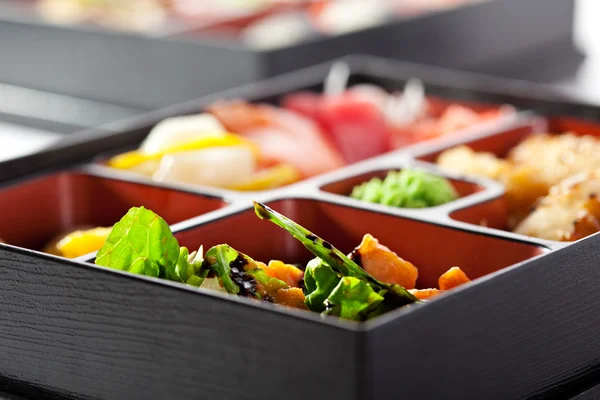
(438, 133), (600, 228)
(349, 234), (418, 289)
(502, 164), (551, 226)
(507, 133), (600, 188)
(514, 169), (600, 241)
(408, 288), (442, 300)
(438, 267), (471, 290)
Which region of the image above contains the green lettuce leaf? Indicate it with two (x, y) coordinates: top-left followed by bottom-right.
(303, 258), (341, 312)
(324, 277), (385, 321)
(95, 206), (179, 278)
(95, 206), (205, 286)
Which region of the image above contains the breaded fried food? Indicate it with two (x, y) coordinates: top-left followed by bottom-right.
(437, 145), (545, 225)
(514, 169), (600, 241)
(438, 133), (600, 228)
(507, 133), (600, 187)
(437, 145), (510, 181)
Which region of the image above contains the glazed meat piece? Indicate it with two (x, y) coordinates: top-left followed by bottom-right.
(514, 169), (600, 241)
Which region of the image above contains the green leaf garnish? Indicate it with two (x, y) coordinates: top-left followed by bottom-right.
(304, 258), (341, 312)
(324, 277), (385, 321)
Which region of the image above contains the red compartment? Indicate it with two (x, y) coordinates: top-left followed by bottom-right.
(175, 199), (546, 289)
(0, 172), (226, 251)
(320, 168), (485, 200)
(419, 115), (600, 162)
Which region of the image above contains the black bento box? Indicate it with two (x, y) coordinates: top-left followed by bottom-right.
(1, 56), (600, 400)
(0, 0), (579, 111)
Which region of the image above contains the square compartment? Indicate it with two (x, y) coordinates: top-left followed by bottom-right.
(319, 167), (486, 207)
(419, 115), (600, 240)
(0, 171), (227, 252)
(3, 196), (599, 400)
(174, 198), (545, 289)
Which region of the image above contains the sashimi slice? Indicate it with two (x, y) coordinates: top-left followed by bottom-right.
(209, 101), (345, 177)
(317, 96), (392, 163)
(284, 92), (392, 163)
(242, 125), (343, 178)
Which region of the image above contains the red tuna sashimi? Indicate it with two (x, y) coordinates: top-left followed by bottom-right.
(283, 92), (392, 163)
(208, 101), (345, 178)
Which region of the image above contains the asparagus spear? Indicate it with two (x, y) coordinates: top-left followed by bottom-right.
(253, 201), (419, 306)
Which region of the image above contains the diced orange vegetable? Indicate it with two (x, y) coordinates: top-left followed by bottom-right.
(275, 288), (308, 310)
(261, 260), (304, 288)
(351, 234), (418, 289)
(438, 267), (471, 291)
(409, 288), (442, 300)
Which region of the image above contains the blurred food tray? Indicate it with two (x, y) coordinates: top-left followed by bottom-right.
(0, 0), (578, 111)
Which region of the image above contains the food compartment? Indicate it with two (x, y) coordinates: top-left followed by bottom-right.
(174, 198), (546, 289)
(97, 71), (515, 196)
(0, 172), (226, 256)
(320, 167), (486, 209)
(421, 116), (600, 242)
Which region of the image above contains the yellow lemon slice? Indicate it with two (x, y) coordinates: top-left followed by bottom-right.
(229, 164), (301, 191)
(108, 133), (259, 170)
(55, 227), (112, 259)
